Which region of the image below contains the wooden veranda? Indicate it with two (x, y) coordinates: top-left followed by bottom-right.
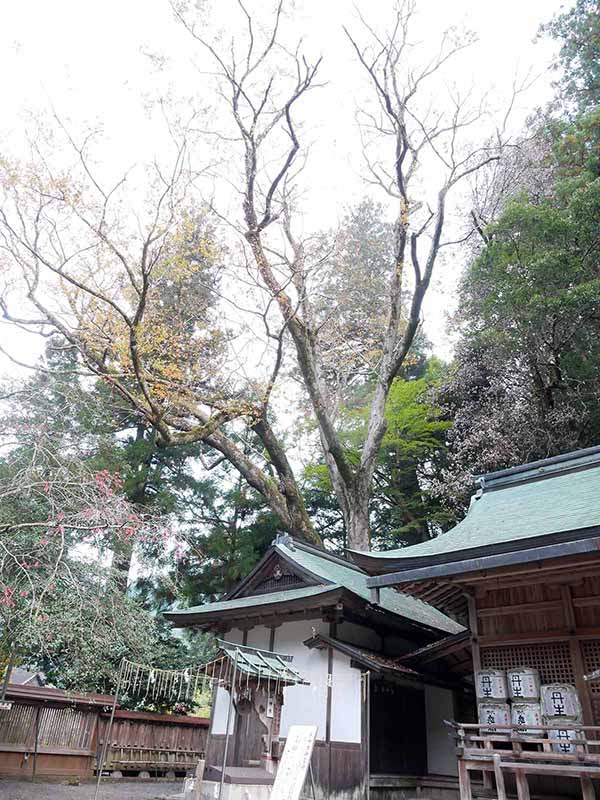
(352, 447), (600, 799)
(449, 721), (600, 800)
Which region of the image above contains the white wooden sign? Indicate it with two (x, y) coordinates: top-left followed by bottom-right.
(0, 701), (12, 711)
(270, 725), (318, 800)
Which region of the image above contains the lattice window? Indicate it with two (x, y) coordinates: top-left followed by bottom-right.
(582, 640), (600, 695)
(481, 642), (575, 684)
(252, 574), (305, 595)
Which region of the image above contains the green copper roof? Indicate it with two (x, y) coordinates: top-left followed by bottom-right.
(166, 584), (338, 619)
(351, 447), (600, 569)
(275, 541), (462, 633)
(166, 539), (463, 635)
(215, 640), (308, 685)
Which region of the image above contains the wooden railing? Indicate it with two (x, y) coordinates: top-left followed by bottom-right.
(446, 721), (600, 800)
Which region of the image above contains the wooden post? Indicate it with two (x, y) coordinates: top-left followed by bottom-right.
(326, 643), (333, 800)
(362, 671), (370, 800)
(466, 592), (481, 673)
(32, 705), (41, 781)
(94, 659), (124, 800)
(457, 758), (472, 800)
(581, 776), (596, 800)
(493, 754), (506, 800)
(515, 771), (530, 800)
(562, 585), (595, 725)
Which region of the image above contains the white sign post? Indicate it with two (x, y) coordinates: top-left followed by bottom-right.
(270, 725), (318, 800)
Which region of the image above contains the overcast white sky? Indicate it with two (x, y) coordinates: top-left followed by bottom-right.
(0, 0), (565, 371)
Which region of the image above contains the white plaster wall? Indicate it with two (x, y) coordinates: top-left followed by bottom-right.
(425, 685), (457, 776)
(245, 625), (270, 650)
(273, 619), (329, 741)
(330, 649), (362, 743)
(209, 620), (363, 745)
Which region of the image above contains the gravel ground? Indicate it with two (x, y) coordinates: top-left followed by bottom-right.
(0, 780), (184, 800)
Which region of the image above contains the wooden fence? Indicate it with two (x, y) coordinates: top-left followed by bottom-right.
(0, 683), (208, 780)
(98, 709), (208, 775)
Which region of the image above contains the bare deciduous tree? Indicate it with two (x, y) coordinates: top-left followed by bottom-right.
(173, 0), (512, 549)
(1, 0), (518, 550)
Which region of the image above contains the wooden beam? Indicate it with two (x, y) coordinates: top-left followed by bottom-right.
(574, 596), (600, 608)
(477, 600), (562, 618)
(476, 574), (588, 594)
(480, 628), (600, 647)
(463, 560), (600, 587)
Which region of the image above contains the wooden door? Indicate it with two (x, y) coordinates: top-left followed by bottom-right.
(369, 680), (427, 776)
(233, 703), (267, 767)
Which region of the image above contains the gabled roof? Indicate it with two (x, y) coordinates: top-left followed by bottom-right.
(165, 584), (344, 626)
(351, 446), (600, 576)
(165, 537), (463, 636)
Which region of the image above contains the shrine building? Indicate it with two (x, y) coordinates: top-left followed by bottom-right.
(166, 535), (472, 800)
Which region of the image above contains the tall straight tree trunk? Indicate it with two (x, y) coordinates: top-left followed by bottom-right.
(346, 492), (371, 553)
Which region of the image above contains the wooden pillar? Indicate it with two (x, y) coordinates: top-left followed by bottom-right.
(326, 640), (334, 800)
(562, 585), (594, 725)
(515, 771), (530, 800)
(465, 592), (490, 790)
(466, 592), (481, 673)
(581, 776), (596, 800)
(457, 759), (472, 800)
(32, 705), (40, 780)
(362, 671), (370, 800)
(492, 755), (506, 800)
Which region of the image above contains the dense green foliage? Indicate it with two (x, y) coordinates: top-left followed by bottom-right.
(305, 361), (451, 549)
(542, 0), (600, 113)
(432, 7), (600, 513)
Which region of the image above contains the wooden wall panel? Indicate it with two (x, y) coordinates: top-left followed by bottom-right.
(480, 641), (576, 684)
(475, 573), (600, 726)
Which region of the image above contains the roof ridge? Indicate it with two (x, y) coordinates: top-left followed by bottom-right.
(475, 444), (600, 489)
(281, 536), (366, 574)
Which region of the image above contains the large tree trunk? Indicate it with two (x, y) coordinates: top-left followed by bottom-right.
(345, 491), (371, 552)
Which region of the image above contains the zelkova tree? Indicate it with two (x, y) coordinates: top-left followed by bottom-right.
(1, 1), (516, 550)
(174, 0), (514, 550)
